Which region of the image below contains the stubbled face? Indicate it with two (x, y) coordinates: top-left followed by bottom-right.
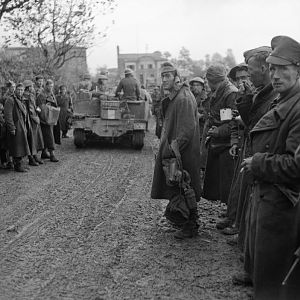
(236, 69), (251, 86)
(190, 82), (204, 95)
(269, 64), (300, 93)
(161, 72), (175, 91)
(15, 86), (24, 98)
(247, 57), (265, 88)
(207, 79), (219, 92)
(36, 79), (44, 88)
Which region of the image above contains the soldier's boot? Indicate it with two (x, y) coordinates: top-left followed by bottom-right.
(28, 155), (39, 166)
(14, 158), (28, 173)
(49, 151), (59, 163)
(33, 155), (44, 164)
(174, 209), (199, 239)
(41, 149), (50, 159)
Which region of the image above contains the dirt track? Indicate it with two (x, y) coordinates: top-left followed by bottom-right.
(0, 119), (252, 300)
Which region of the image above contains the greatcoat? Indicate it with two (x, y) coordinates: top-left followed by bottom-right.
(151, 82), (202, 201)
(226, 84), (278, 236)
(244, 81), (300, 300)
(24, 91), (44, 152)
(56, 93), (73, 133)
(202, 79), (238, 203)
(36, 91), (58, 150)
(4, 95), (31, 158)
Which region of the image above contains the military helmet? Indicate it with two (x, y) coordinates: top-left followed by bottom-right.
(23, 80), (34, 88)
(98, 74), (108, 80)
(124, 68), (133, 75)
(189, 77), (204, 86)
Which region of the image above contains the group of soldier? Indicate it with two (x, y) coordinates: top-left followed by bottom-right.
(151, 35), (300, 299)
(0, 76), (73, 172)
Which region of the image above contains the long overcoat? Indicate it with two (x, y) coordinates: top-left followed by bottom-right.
(56, 93), (73, 133)
(24, 92), (44, 152)
(245, 82), (300, 300)
(226, 84), (278, 229)
(4, 95), (31, 157)
(151, 83), (202, 201)
(202, 79), (238, 203)
(36, 91), (58, 150)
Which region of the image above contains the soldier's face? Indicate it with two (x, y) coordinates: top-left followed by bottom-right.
(28, 85), (35, 93)
(161, 72), (175, 90)
(46, 82), (54, 92)
(190, 82), (204, 95)
(247, 57), (265, 88)
(15, 86), (24, 98)
(269, 64), (300, 93)
(236, 70), (251, 86)
(60, 87), (67, 94)
(36, 79), (44, 88)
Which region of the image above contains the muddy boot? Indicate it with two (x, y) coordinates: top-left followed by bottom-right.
(174, 209), (199, 239)
(28, 155), (39, 166)
(49, 151), (59, 162)
(33, 155), (44, 164)
(41, 149), (50, 159)
(14, 158), (28, 172)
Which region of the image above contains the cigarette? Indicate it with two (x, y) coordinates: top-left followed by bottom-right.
(240, 167), (245, 173)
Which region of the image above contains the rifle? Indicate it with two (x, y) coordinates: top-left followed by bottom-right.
(282, 246), (300, 285)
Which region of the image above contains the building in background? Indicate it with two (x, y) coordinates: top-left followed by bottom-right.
(117, 46), (167, 88)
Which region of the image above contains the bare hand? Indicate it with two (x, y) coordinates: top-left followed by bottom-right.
(207, 126), (219, 138)
(240, 157), (253, 173)
(229, 144), (238, 157)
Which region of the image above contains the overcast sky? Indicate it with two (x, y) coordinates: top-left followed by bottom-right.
(87, 0), (300, 73)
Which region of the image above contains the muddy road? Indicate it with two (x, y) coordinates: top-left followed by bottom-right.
(0, 120), (251, 300)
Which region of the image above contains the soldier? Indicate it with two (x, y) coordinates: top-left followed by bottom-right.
(4, 83), (31, 172)
(36, 79), (59, 162)
(35, 75), (44, 97)
(23, 80), (44, 166)
(240, 36), (300, 299)
(202, 63), (238, 204)
(189, 77), (208, 139)
(151, 62), (201, 239)
(56, 85), (73, 138)
(115, 68), (141, 101)
(228, 63), (251, 88)
(220, 51), (272, 235)
(151, 86), (163, 138)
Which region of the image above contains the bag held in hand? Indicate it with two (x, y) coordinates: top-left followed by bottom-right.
(39, 104), (60, 125)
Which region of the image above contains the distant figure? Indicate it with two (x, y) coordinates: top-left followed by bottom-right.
(78, 74), (92, 92)
(115, 68), (141, 100)
(36, 79), (59, 162)
(56, 85), (73, 138)
(35, 75), (44, 97)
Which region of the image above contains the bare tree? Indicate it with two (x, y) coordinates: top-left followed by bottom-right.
(0, 0), (42, 20)
(3, 0), (116, 73)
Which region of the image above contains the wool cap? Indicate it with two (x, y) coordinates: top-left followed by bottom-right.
(206, 63), (226, 83)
